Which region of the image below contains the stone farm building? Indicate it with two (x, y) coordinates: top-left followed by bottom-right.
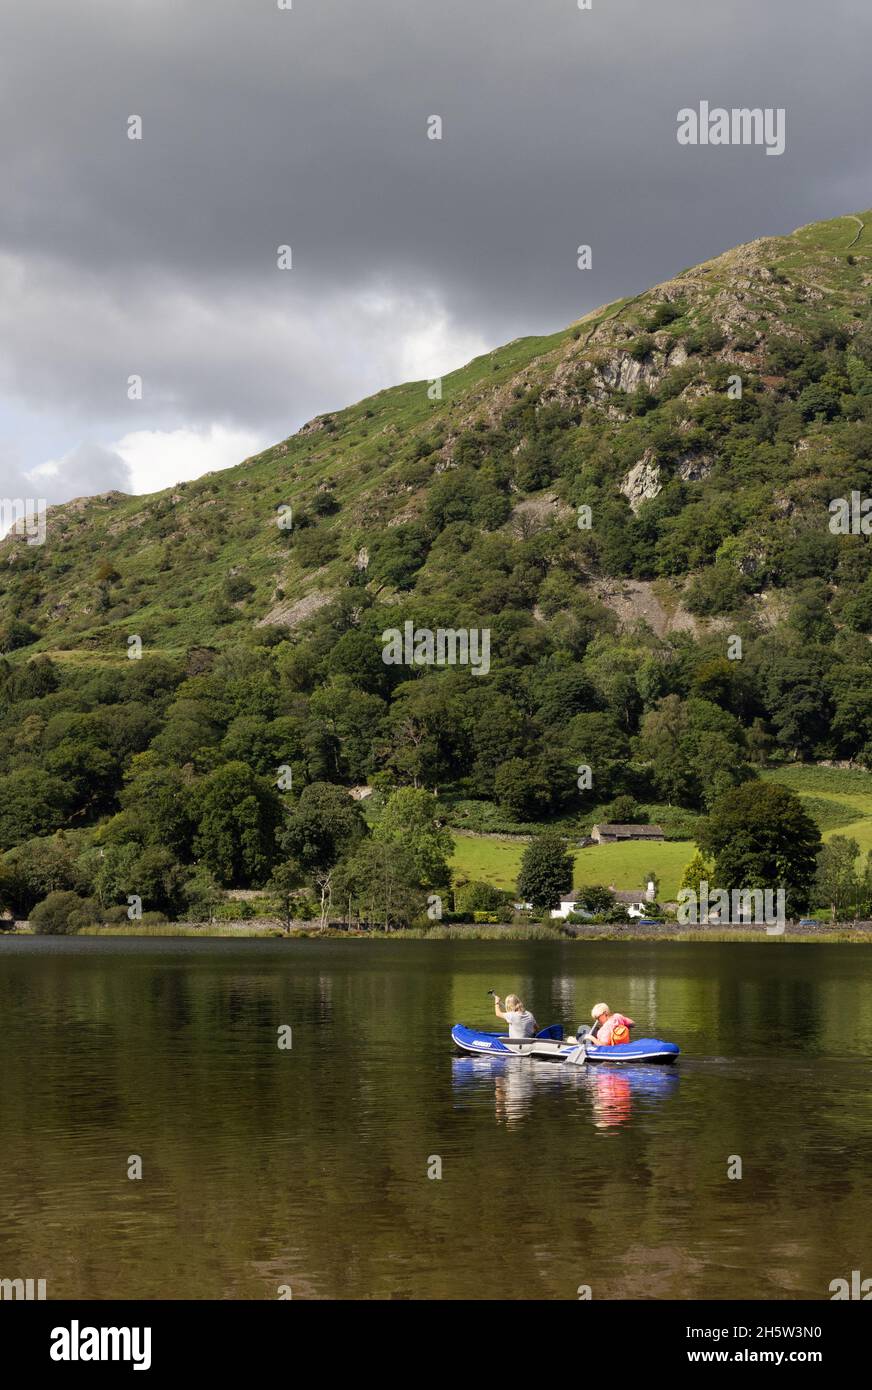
(589, 823), (665, 844)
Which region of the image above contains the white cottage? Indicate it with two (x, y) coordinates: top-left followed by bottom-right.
(551, 880), (657, 920)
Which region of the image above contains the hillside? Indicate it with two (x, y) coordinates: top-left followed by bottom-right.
(2, 209), (871, 654)
(2, 209), (872, 922)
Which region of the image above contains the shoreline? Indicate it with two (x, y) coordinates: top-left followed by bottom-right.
(4, 920), (872, 943)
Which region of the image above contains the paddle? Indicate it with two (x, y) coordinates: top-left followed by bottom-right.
(568, 1029), (597, 1062)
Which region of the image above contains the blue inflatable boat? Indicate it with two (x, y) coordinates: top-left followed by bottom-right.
(451, 1024), (679, 1065)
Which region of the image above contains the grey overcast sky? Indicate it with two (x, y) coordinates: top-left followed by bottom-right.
(1, 0), (870, 511)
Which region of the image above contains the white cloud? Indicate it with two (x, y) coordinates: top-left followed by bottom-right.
(30, 441), (133, 497)
(350, 282), (490, 383)
(0, 248), (493, 512)
(0, 250), (491, 445)
(1, 441), (134, 537)
(114, 424), (269, 496)
(1, 428), (267, 539)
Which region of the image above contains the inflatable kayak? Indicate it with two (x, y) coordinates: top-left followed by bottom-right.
(567, 1038), (680, 1066)
(451, 1024), (679, 1065)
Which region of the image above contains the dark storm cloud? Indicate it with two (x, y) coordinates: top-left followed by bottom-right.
(1, 0), (870, 492)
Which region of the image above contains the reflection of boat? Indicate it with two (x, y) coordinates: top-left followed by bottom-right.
(585, 1063), (679, 1126)
(567, 1038), (680, 1065)
(450, 1053), (679, 1128)
(451, 1024), (572, 1059)
(450, 1056), (679, 1092)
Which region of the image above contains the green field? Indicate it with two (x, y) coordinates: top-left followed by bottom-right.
(451, 768), (872, 903)
(762, 766), (872, 854)
(451, 833), (694, 900)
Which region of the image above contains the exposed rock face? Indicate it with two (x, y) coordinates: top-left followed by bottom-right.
(257, 589), (333, 629)
(620, 448), (712, 509)
(738, 548), (764, 577)
(509, 492), (575, 535)
(297, 415), (332, 436)
(594, 341), (688, 399)
(592, 579), (704, 637)
(620, 450), (662, 512)
(386, 500), (423, 527)
(676, 452), (714, 482)
(596, 354), (658, 395)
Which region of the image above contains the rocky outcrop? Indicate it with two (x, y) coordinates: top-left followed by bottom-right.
(676, 452), (714, 482)
(592, 579), (706, 637)
(596, 354), (658, 395)
(620, 449), (712, 509)
(257, 589), (333, 629)
(620, 450), (662, 512)
(509, 492), (575, 535)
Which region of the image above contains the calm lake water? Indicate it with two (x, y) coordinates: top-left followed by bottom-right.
(1, 937), (871, 1301)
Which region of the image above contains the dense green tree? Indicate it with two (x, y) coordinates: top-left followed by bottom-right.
(30, 890), (96, 934)
(333, 839), (424, 930)
(0, 769), (70, 850)
(93, 843), (188, 917)
(517, 832), (573, 910)
(493, 758), (553, 820)
(815, 836), (861, 922)
(221, 716), (286, 775)
(383, 677), (470, 788)
(602, 794), (643, 824)
(265, 861), (306, 932)
(43, 738), (117, 809)
(577, 884), (615, 914)
(181, 864), (223, 924)
(281, 781), (366, 873)
(6, 656), (59, 700)
(307, 679), (385, 783)
(193, 762), (282, 886)
(531, 666), (597, 728)
(373, 786), (453, 887)
(454, 880), (510, 914)
(636, 696), (697, 805)
(367, 523), (431, 589)
(679, 850), (715, 896)
(0, 619), (40, 653)
(557, 711), (630, 804)
(0, 834), (79, 917)
(119, 758), (197, 856)
(698, 782), (821, 917)
(759, 647), (831, 757)
(327, 625), (396, 697)
(468, 691), (526, 795)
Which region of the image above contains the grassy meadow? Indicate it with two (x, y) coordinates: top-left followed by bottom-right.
(762, 766), (872, 854)
(451, 766), (872, 905)
(451, 832), (694, 900)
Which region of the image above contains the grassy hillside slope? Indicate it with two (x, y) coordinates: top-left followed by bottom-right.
(3, 209), (872, 659)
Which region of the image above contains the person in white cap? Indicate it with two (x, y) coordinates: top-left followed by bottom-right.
(584, 1002), (635, 1046)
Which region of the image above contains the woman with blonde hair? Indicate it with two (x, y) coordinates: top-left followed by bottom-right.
(493, 992), (538, 1038)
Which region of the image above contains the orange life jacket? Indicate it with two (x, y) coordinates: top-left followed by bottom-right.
(601, 1013), (634, 1045)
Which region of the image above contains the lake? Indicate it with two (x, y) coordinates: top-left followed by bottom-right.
(1, 937), (871, 1300)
